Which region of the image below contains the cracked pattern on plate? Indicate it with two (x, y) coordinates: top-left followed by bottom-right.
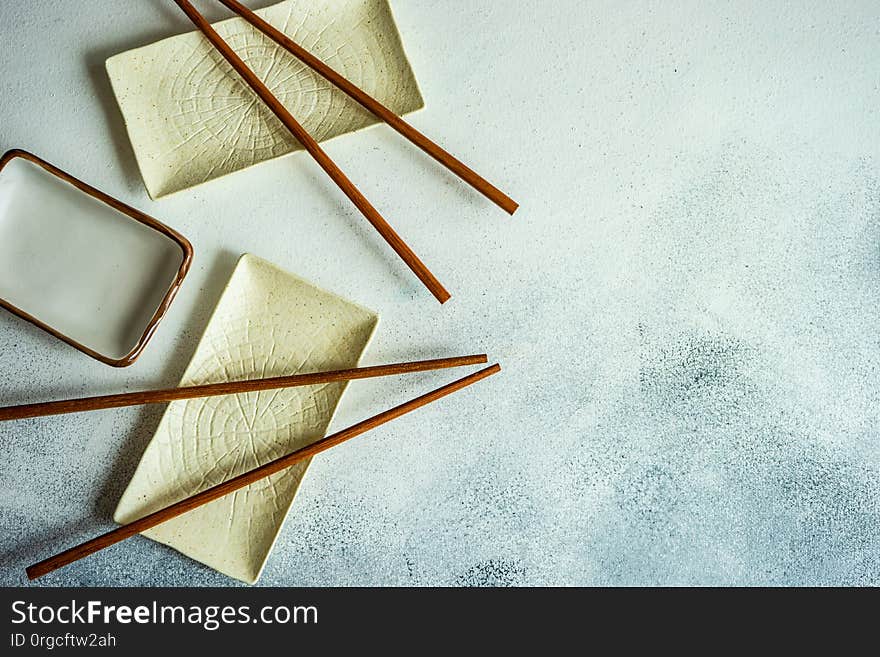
(106, 0), (424, 198)
(114, 254), (378, 583)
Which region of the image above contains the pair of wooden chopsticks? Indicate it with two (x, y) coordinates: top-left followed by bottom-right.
(23, 354), (500, 579)
(172, 0), (518, 304)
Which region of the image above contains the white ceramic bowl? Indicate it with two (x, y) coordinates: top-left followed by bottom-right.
(0, 149), (193, 366)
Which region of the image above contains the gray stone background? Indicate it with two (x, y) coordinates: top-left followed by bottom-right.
(0, 0), (877, 586)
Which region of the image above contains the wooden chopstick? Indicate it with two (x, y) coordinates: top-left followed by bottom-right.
(26, 363), (501, 580)
(172, 0), (450, 304)
(0, 354), (487, 422)
(216, 0), (519, 216)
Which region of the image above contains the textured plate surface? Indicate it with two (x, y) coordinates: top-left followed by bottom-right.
(114, 254), (378, 583)
(106, 0), (424, 199)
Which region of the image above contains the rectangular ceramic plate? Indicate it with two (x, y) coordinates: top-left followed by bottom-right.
(0, 150), (192, 367)
(114, 254), (379, 583)
(107, 0), (425, 199)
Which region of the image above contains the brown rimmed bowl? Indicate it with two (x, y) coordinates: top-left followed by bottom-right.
(0, 149), (193, 367)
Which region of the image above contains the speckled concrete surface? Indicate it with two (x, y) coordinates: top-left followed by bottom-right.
(1, 1), (878, 586)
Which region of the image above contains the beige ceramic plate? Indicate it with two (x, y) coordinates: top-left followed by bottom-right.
(107, 0), (425, 199)
(114, 254), (378, 583)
